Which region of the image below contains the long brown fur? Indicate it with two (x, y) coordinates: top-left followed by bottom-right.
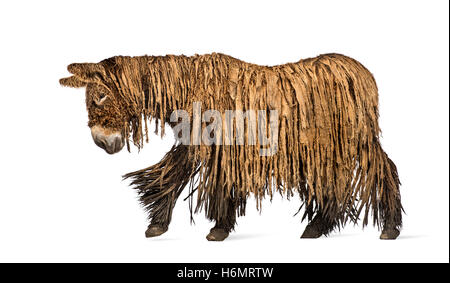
(60, 53), (402, 232)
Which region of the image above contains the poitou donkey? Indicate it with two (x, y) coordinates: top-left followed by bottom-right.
(60, 53), (403, 241)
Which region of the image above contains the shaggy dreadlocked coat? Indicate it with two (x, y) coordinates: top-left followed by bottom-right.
(61, 53), (402, 231)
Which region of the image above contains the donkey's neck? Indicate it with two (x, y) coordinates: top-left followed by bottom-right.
(112, 55), (194, 142)
(143, 55), (193, 114)
(112, 53), (240, 145)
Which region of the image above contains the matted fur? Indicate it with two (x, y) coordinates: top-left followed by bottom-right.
(60, 53), (402, 231)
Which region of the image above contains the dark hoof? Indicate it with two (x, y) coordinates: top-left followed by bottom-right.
(301, 224), (323, 239)
(380, 228), (400, 240)
(206, 228), (229, 241)
(145, 225), (168, 238)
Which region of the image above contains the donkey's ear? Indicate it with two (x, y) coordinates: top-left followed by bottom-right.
(67, 63), (106, 82)
(59, 76), (88, 88)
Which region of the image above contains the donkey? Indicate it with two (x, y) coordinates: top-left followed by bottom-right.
(60, 53), (403, 241)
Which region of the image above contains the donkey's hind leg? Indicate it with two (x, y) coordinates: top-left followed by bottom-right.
(380, 218), (401, 240)
(301, 212), (339, 239)
(301, 214), (329, 238)
(379, 156), (402, 240)
(301, 198), (341, 239)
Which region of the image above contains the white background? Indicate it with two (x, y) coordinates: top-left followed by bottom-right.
(0, 0), (448, 263)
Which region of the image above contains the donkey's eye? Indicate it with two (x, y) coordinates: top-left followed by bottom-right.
(95, 93), (108, 105)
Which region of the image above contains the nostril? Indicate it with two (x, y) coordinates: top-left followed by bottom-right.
(114, 137), (124, 152)
(102, 140), (109, 150)
(93, 136), (106, 150)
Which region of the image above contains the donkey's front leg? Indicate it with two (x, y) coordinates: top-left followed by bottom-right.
(124, 144), (194, 238)
(205, 192), (245, 241)
(145, 225), (168, 238)
(145, 190), (179, 238)
(206, 203), (236, 241)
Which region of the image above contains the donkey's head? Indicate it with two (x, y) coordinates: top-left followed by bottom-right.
(60, 62), (127, 154)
